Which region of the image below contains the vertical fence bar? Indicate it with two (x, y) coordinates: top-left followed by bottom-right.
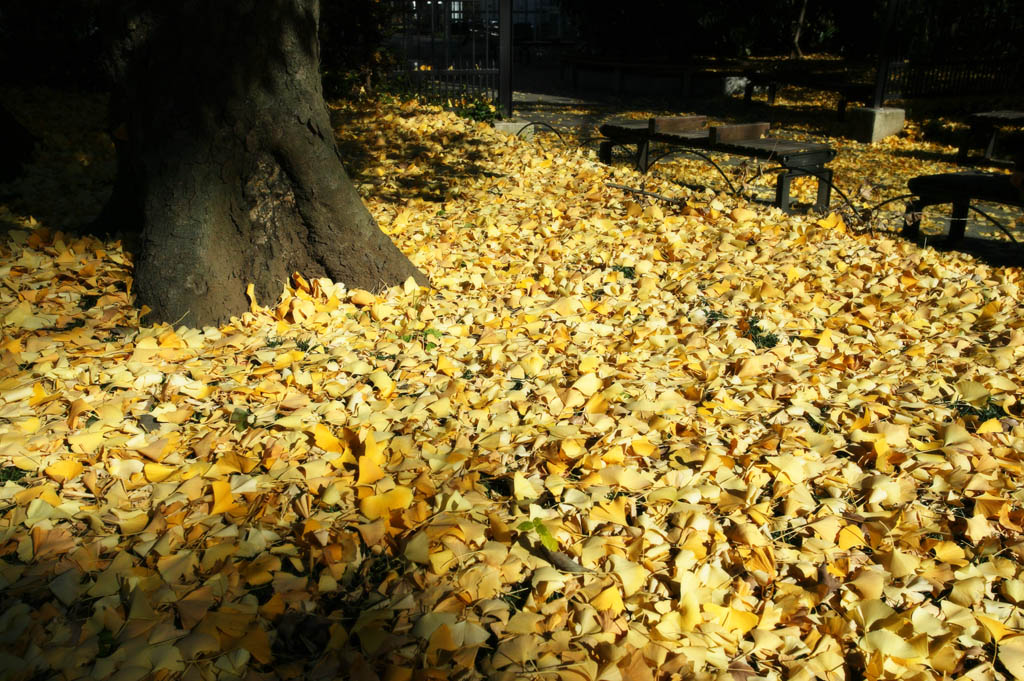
(444, 0), (451, 68)
(874, 0), (897, 107)
(499, 0), (512, 117)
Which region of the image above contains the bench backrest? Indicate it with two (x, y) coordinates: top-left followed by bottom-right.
(649, 116), (708, 134)
(709, 122), (770, 144)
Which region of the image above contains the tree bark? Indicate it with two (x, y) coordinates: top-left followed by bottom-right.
(99, 0), (426, 327)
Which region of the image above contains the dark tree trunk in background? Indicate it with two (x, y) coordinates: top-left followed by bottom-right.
(99, 0), (426, 327)
(791, 0), (808, 58)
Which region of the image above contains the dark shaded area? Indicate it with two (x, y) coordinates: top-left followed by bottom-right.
(901, 232), (1024, 268)
(0, 1), (109, 90)
(556, 0), (1024, 62)
(0, 105), (37, 184)
(332, 107), (494, 204)
(319, 0), (397, 97)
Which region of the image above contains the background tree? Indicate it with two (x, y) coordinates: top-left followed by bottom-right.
(95, 0), (425, 327)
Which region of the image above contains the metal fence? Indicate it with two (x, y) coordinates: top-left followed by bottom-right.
(885, 57), (1023, 99)
(388, 63), (499, 101)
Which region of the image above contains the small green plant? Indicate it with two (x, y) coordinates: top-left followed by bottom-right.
(97, 629), (117, 658)
(0, 466), (27, 483)
(517, 518), (558, 551)
(399, 328), (443, 349)
(704, 308), (725, 325)
(744, 318), (779, 349)
(612, 265), (636, 280)
(807, 407), (831, 433)
(454, 97), (498, 124)
(266, 337), (285, 348)
(950, 398), (1004, 425)
(296, 338), (314, 352)
(230, 407), (254, 432)
(500, 579), (532, 611)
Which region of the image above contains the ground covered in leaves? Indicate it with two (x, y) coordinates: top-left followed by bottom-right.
(2, 91), (1024, 681)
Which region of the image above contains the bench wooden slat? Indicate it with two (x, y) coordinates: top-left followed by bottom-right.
(709, 122), (770, 144)
(650, 116), (707, 134)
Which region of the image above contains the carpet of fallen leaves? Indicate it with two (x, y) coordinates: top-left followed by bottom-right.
(2, 92), (1024, 681)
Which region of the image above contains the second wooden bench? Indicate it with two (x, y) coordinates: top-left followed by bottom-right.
(598, 116), (836, 212)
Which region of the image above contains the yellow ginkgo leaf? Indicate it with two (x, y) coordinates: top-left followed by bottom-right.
(313, 423), (346, 453)
(44, 459), (83, 483)
(838, 524), (866, 550)
(861, 629), (927, 660)
(977, 418), (1003, 434)
(358, 433), (387, 486)
(1000, 635), (1024, 680)
(978, 614), (1011, 642)
(210, 481), (235, 515)
(590, 585), (624, 616)
(571, 373), (602, 397)
(143, 463), (176, 483)
(360, 486), (413, 520)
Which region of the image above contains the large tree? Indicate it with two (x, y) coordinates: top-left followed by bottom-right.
(98, 0), (426, 327)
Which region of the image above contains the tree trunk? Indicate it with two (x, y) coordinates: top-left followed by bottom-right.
(792, 0), (808, 59)
(99, 0), (426, 327)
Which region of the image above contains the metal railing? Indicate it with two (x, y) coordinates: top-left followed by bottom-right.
(885, 57), (1023, 99)
(385, 61), (499, 101)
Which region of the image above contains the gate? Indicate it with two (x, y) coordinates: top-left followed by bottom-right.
(385, 0), (501, 102)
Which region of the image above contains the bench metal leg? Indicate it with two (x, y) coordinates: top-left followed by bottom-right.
(776, 171), (793, 212)
(598, 141), (612, 165)
(815, 169), (833, 212)
(950, 200), (969, 242)
(984, 130), (999, 161)
(636, 140), (650, 174)
(902, 199), (923, 239)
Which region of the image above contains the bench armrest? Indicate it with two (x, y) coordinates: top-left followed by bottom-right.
(710, 122), (770, 144)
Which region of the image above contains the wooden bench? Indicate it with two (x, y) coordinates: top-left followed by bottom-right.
(903, 171), (1024, 242)
(956, 111), (1024, 164)
(743, 71), (874, 117)
(598, 116), (709, 172)
(598, 116), (836, 212)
